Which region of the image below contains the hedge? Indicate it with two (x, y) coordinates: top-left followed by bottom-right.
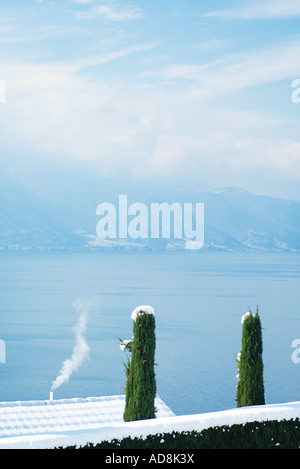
(62, 418), (300, 449)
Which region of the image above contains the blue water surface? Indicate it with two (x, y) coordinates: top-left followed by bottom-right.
(0, 250), (299, 416)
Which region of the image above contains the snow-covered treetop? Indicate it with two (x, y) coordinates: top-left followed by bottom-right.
(131, 305), (155, 322)
(241, 311), (252, 324)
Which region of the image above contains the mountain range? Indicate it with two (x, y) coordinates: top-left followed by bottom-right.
(0, 175), (299, 252)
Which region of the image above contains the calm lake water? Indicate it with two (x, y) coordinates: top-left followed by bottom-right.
(0, 250), (299, 416)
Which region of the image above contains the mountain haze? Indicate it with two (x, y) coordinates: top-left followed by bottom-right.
(0, 175), (299, 252)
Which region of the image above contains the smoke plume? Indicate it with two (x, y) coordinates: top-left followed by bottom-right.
(51, 299), (90, 392)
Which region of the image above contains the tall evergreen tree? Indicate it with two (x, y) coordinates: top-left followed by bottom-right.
(236, 308), (265, 407)
(123, 308), (156, 422)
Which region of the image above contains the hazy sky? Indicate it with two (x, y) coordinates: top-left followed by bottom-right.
(1, 0), (300, 200)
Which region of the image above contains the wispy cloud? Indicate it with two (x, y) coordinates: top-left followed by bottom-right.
(1, 0), (300, 199)
(74, 42), (158, 69)
(193, 38), (233, 51)
(206, 0), (300, 20)
(72, 0), (94, 4)
(142, 39), (300, 92)
(1, 50), (296, 186)
(76, 2), (143, 21)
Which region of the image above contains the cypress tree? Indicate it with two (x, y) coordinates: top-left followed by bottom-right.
(236, 308), (265, 407)
(123, 308), (156, 422)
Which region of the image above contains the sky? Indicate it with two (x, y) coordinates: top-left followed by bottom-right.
(0, 0), (300, 201)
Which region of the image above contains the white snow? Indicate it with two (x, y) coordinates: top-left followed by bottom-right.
(0, 395), (173, 449)
(241, 311), (252, 324)
(0, 396), (300, 449)
(131, 305), (155, 321)
(119, 339), (132, 351)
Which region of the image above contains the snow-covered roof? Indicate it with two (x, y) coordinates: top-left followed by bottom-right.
(1, 397), (300, 449)
(0, 395), (174, 444)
